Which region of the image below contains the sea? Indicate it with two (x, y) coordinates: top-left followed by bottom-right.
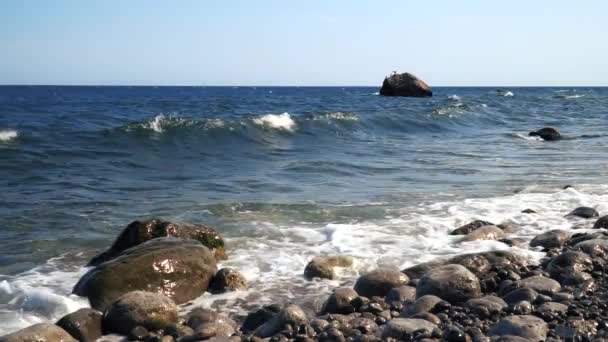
(1, 86), (607, 334)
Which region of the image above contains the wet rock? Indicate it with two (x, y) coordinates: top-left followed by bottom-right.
(545, 250), (593, 280)
(410, 312), (441, 325)
(241, 305), (281, 333)
(379, 72), (432, 97)
(508, 300), (533, 315)
(74, 238), (217, 311)
(129, 326), (148, 340)
(489, 315), (548, 340)
(461, 225), (505, 242)
(0, 323), (77, 342)
(103, 291), (178, 335)
(402, 295), (445, 317)
(385, 285), (416, 303)
(88, 218), (226, 266)
(381, 318), (437, 339)
(528, 127), (561, 141)
(567, 206), (599, 219)
(350, 317), (378, 334)
(450, 251), (528, 276)
(450, 220), (494, 235)
(594, 215), (608, 229)
(417, 264), (481, 304)
(186, 308), (237, 330)
(556, 319), (598, 340)
(354, 269), (409, 298)
(530, 229), (569, 250)
(517, 275), (561, 296)
(573, 238), (608, 258)
(255, 304), (307, 338)
(304, 256), (353, 280)
(318, 327), (345, 342)
(464, 296), (507, 317)
(521, 209), (536, 214)
(537, 302), (568, 315)
(182, 323), (236, 341)
(323, 287), (358, 314)
(209, 268), (248, 293)
(502, 288), (538, 305)
(56, 308), (102, 342)
(551, 292), (573, 303)
(164, 323), (195, 339)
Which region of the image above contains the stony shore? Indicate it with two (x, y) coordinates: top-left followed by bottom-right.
(2, 205), (608, 341)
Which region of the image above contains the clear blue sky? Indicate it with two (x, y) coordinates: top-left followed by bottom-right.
(1, 0), (607, 86)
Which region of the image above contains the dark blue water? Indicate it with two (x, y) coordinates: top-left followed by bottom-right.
(1, 86), (607, 332)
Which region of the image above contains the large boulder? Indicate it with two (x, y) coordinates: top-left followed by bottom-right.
(545, 250), (593, 280)
(530, 229), (569, 250)
(528, 127), (561, 141)
(304, 255), (353, 280)
(354, 269), (409, 298)
(489, 315), (548, 340)
(74, 238), (217, 311)
(103, 291), (178, 335)
(56, 308), (103, 342)
(574, 239), (608, 258)
(379, 72), (432, 97)
(88, 218), (226, 265)
(0, 323), (76, 342)
(416, 264), (481, 304)
(381, 318), (437, 339)
(450, 220), (494, 235)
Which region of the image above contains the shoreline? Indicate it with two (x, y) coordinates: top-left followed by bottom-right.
(2, 189), (608, 341)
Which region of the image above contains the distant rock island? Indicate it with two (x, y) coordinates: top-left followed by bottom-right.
(380, 72), (432, 97)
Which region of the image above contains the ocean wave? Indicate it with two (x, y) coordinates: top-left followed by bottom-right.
(448, 94), (461, 101)
(0, 129), (18, 142)
(252, 112), (296, 132)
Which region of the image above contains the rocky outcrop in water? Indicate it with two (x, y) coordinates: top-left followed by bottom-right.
(56, 308), (102, 342)
(529, 127), (562, 141)
(88, 218), (226, 265)
(379, 72), (432, 97)
(74, 238), (217, 311)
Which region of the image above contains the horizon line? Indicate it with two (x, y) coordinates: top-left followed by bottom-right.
(1, 84), (608, 88)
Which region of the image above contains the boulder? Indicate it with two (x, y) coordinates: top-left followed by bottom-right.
(322, 287), (358, 314)
(502, 288), (538, 305)
(74, 238), (217, 311)
(304, 256), (353, 280)
(240, 305), (281, 333)
(574, 239), (608, 258)
(103, 291), (178, 335)
(401, 295), (446, 317)
(379, 72), (432, 97)
(461, 225), (505, 241)
(528, 127), (561, 141)
(450, 220), (494, 235)
(545, 250), (593, 280)
(567, 206), (599, 219)
(254, 304), (307, 338)
(537, 302), (568, 315)
(381, 318), (437, 339)
(517, 275), (561, 296)
(354, 269), (409, 298)
(530, 230), (569, 250)
(88, 218), (225, 266)
(594, 215), (608, 229)
(209, 268), (247, 293)
(416, 264), (481, 304)
(465, 296), (507, 317)
(0, 323), (77, 342)
(385, 285), (417, 303)
(56, 308), (103, 342)
(186, 308), (237, 330)
(489, 315), (548, 340)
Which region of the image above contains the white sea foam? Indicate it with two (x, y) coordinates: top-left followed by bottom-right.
(565, 94), (585, 99)
(448, 94), (461, 101)
(503, 91), (514, 97)
(4, 186), (608, 333)
(144, 114), (169, 133)
(0, 129), (18, 142)
(513, 132), (543, 141)
(0, 257), (89, 335)
(253, 112), (296, 131)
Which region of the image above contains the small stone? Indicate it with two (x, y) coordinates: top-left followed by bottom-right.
(129, 326), (149, 340)
(323, 287), (358, 314)
(517, 275), (561, 296)
(594, 215), (608, 229)
(209, 268), (248, 293)
(385, 285), (416, 303)
(354, 269), (409, 298)
(104, 291), (178, 335)
(503, 288), (538, 305)
(530, 230), (569, 250)
(450, 220), (494, 235)
(381, 318), (437, 340)
(461, 226), (505, 242)
(255, 305), (307, 338)
(56, 308), (103, 342)
(304, 256), (353, 280)
(417, 264), (481, 304)
(401, 295), (445, 317)
(567, 207), (599, 219)
(489, 315), (548, 340)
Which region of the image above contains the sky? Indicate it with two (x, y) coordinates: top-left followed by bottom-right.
(1, 0), (607, 86)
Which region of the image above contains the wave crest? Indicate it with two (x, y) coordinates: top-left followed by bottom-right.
(0, 129), (18, 142)
(253, 113), (296, 132)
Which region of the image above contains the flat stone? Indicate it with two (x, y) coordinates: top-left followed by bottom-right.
(490, 315), (548, 340)
(381, 318), (437, 340)
(517, 275), (561, 296)
(103, 291), (178, 335)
